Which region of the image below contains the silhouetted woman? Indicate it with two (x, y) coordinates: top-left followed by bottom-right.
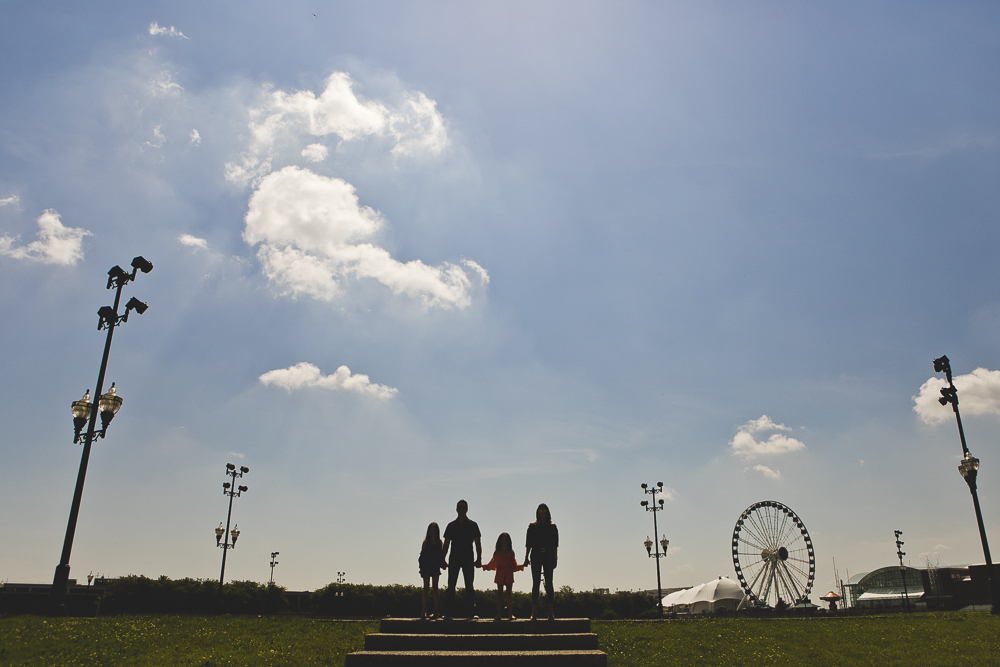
(523, 503), (558, 620)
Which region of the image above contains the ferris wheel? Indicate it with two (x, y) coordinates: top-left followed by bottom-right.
(732, 500), (815, 608)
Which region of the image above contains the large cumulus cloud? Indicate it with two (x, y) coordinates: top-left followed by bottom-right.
(243, 166), (487, 308)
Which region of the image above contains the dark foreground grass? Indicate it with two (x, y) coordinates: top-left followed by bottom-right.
(0, 612), (998, 666)
(0, 616), (376, 667)
(595, 613), (1000, 666)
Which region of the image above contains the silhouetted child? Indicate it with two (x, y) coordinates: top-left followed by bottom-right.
(419, 522), (444, 619)
(481, 532), (525, 620)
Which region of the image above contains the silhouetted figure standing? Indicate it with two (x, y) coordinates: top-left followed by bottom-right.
(442, 499), (482, 618)
(524, 503), (558, 620)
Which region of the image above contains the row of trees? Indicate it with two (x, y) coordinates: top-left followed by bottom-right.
(98, 576), (661, 618)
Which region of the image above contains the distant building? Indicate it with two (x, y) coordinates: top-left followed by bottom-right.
(846, 564), (993, 611)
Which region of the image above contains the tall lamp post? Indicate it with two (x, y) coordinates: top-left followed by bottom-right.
(269, 552), (280, 586)
(216, 463), (248, 596)
(52, 256), (153, 611)
(640, 482), (669, 617)
(933, 355), (1000, 614)
(894, 530), (909, 612)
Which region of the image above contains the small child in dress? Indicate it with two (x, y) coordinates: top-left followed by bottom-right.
(481, 532), (525, 620)
(418, 522), (444, 619)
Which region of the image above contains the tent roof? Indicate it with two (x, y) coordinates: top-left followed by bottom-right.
(663, 578), (744, 607)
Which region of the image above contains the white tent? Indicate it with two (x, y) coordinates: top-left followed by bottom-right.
(662, 577), (745, 613)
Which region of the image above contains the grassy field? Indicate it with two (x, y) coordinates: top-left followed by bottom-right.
(0, 612), (997, 666)
(595, 613), (1000, 666)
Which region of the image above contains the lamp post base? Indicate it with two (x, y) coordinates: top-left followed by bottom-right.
(51, 564), (71, 612)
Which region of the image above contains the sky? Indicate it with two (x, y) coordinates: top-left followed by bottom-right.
(2, 1), (1000, 600)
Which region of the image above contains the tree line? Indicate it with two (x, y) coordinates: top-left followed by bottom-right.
(98, 576), (661, 618)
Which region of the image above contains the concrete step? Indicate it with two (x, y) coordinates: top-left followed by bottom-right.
(379, 618), (591, 635)
(365, 633), (599, 651)
(344, 650), (607, 667)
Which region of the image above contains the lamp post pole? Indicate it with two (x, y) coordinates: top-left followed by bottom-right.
(933, 355), (1000, 614)
(216, 463), (248, 596)
(894, 530), (909, 612)
(269, 552), (279, 586)
(52, 257), (152, 611)
(640, 482), (669, 617)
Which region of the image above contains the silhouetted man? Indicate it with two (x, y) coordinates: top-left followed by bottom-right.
(442, 499), (482, 618)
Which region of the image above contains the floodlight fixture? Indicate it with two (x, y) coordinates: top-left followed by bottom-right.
(124, 297), (148, 319)
(131, 256), (154, 274)
(106, 265), (130, 289)
(240, 466), (249, 474)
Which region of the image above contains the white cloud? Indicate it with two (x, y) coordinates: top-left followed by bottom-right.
(189, 129), (201, 146)
(227, 451), (245, 459)
(151, 71), (183, 97)
(145, 125), (166, 148)
(148, 22), (187, 39)
(225, 71), (448, 186)
(389, 92), (449, 157)
(259, 362), (397, 400)
(741, 415), (791, 434)
(243, 166), (487, 308)
(178, 234), (208, 249)
(730, 415), (805, 459)
(752, 464), (781, 480)
(301, 143), (328, 162)
(0, 195), (19, 207)
(0, 209), (91, 266)
(913, 368), (1000, 424)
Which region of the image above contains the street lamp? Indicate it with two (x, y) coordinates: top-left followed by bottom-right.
(270, 552), (280, 586)
(894, 530), (909, 612)
(640, 482), (669, 617)
(933, 355), (1000, 614)
(52, 256), (152, 611)
(217, 463), (248, 596)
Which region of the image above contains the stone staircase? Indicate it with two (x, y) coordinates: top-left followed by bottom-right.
(345, 618), (607, 666)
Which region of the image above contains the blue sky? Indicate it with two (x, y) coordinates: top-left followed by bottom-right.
(2, 2), (1000, 598)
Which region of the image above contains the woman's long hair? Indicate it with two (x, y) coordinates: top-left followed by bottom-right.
(535, 503), (552, 524)
(495, 532), (513, 553)
(423, 522), (441, 550)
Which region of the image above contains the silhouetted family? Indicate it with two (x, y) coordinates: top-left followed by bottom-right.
(419, 500), (559, 621)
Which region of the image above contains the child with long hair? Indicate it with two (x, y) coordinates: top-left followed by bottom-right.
(481, 532), (525, 620)
(418, 522), (444, 619)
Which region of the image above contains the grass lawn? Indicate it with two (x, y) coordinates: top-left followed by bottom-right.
(595, 613), (1000, 666)
(0, 616), (376, 667)
(0, 612), (997, 666)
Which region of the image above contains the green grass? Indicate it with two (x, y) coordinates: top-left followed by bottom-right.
(595, 613), (1000, 666)
(0, 613), (997, 666)
(0, 616), (376, 667)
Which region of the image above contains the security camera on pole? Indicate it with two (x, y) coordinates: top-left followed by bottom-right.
(52, 256), (153, 612)
(216, 463), (248, 596)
